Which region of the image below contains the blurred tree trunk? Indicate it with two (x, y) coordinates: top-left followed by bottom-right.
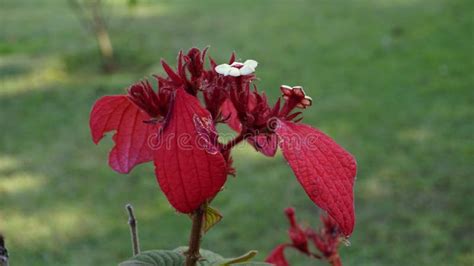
(68, 0), (117, 73)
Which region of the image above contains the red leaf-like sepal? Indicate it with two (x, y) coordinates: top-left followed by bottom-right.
(247, 134), (278, 157)
(275, 120), (357, 236)
(154, 89), (227, 213)
(220, 99), (242, 132)
(265, 244), (290, 266)
(90, 95), (158, 173)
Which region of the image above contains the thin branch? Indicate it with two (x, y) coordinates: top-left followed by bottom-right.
(125, 204), (140, 256)
(89, 0), (115, 72)
(185, 205), (205, 266)
(220, 132), (246, 153)
(68, 0), (116, 72)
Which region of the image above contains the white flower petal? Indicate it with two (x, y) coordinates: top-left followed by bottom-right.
(215, 64), (232, 75)
(231, 62), (244, 67)
(228, 67), (241, 77)
(244, 59), (258, 69)
(239, 65), (255, 75)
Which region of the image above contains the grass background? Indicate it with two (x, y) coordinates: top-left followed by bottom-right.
(0, 0), (473, 265)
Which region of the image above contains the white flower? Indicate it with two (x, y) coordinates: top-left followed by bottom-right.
(215, 59), (258, 77)
(280, 85), (313, 109)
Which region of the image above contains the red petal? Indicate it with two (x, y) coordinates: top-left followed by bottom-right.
(265, 244), (290, 266)
(220, 99), (242, 132)
(275, 120), (357, 236)
(154, 89), (227, 213)
(90, 95), (158, 174)
(247, 134), (278, 157)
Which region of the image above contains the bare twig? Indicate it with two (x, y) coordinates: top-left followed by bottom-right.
(125, 204), (140, 256)
(90, 0), (115, 72)
(0, 234), (8, 266)
(185, 205), (205, 266)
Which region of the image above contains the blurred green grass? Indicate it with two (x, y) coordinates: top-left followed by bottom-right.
(0, 0), (473, 265)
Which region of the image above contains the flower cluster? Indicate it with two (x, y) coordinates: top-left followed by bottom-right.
(89, 48), (357, 235)
(266, 208), (344, 266)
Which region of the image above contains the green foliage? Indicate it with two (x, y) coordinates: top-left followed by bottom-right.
(214, 250), (259, 265)
(119, 248), (269, 266)
(127, 0), (138, 8)
(119, 250), (184, 266)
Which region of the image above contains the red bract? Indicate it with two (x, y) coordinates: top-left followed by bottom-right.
(90, 94), (159, 174)
(266, 208), (344, 266)
(153, 88), (227, 213)
(89, 47), (357, 224)
(275, 121), (356, 236)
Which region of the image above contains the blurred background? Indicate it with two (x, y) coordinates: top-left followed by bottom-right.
(0, 0), (472, 265)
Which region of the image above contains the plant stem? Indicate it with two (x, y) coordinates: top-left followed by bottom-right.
(329, 253), (342, 266)
(221, 132), (246, 152)
(185, 205), (205, 266)
(125, 204), (140, 256)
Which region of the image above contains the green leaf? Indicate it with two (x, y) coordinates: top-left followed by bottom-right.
(215, 250), (258, 265)
(118, 250), (185, 266)
(173, 247), (224, 265)
(120, 249), (272, 266)
(202, 206), (223, 233)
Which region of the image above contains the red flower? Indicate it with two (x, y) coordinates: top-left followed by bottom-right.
(89, 48), (357, 225)
(90, 49), (227, 213)
(265, 244), (290, 266)
(308, 215), (343, 265)
(285, 208), (310, 254)
(220, 76), (357, 236)
(266, 208), (344, 266)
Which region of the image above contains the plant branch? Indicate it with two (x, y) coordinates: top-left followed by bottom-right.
(185, 205), (205, 266)
(125, 204), (140, 256)
(221, 132), (246, 152)
(68, 0), (116, 72)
